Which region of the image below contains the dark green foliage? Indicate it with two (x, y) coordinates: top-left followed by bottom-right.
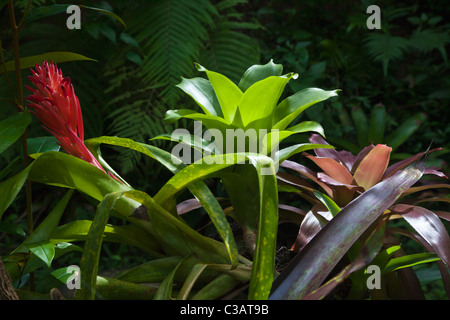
(250, 0), (450, 168)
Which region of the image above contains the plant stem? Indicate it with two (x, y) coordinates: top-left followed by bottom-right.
(7, 0), (34, 290)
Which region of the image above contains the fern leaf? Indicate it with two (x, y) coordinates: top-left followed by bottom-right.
(128, 0), (217, 105)
(364, 33), (410, 76)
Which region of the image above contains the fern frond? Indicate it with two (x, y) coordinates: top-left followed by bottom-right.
(410, 29), (450, 63)
(127, 0), (217, 105)
(199, 2), (261, 83)
(364, 33), (410, 76)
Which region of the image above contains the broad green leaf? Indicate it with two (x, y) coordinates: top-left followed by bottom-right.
(25, 241), (55, 268)
(261, 121), (325, 155)
(238, 74), (295, 127)
(28, 152), (137, 217)
(114, 256), (184, 283)
(195, 63), (243, 124)
(351, 106), (369, 147)
(154, 256), (188, 300)
(0, 165), (31, 220)
(0, 52), (95, 74)
(313, 191), (341, 217)
(27, 136), (60, 154)
(386, 112), (427, 151)
(191, 274), (241, 300)
(273, 88), (339, 131)
(247, 155), (279, 300)
(368, 104), (386, 144)
(51, 220), (163, 256)
(175, 77), (222, 117)
(24, 190), (73, 245)
(270, 156), (426, 299)
(0, 112), (31, 154)
(124, 190), (231, 265)
(177, 263), (208, 300)
(164, 109), (232, 133)
(76, 192), (122, 300)
(238, 59), (284, 92)
(79, 5), (126, 28)
(85, 136), (239, 267)
(276, 143), (335, 163)
(95, 276), (157, 300)
(51, 266), (78, 285)
(382, 253), (441, 274)
(7, 240), (81, 282)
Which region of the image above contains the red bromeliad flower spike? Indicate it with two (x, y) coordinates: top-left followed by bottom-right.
(26, 61), (106, 173)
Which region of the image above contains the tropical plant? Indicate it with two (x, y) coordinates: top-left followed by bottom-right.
(155, 60), (339, 253)
(327, 102), (427, 155)
(271, 133), (450, 299)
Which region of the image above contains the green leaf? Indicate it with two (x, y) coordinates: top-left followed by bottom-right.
(247, 155), (279, 300)
(270, 157), (426, 299)
(114, 256), (184, 283)
(25, 241), (55, 268)
(51, 220), (163, 256)
(28, 152), (137, 217)
(273, 88), (339, 130)
(191, 274), (241, 300)
(51, 266), (78, 285)
(238, 59), (283, 92)
(0, 166), (31, 220)
(177, 263), (208, 300)
(368, 104), (386, 144)
(124, 189), (231, 265)
(79, 5), (127, 28)
(382, 253), (441, 274)
(0, 52), (96, 74)
(276, 143), (335, 163)
(27, 136), (60, 154)
(85, 136), (239, 267)
(351, 106), (369, 147)
(154, 256), (188, 300)
(175, 77), (222, 117)
(76, 192), (122, 300)
(195, 63), (243, 124)
(385, 112), (427, 151)
(0, 112), (31, 154)
(238, 73), (295, 127)
(313, 191), (341, 217)
(21, 190), (73, 248)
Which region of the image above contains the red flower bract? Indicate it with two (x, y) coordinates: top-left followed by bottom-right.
(26, 61), (105, 172)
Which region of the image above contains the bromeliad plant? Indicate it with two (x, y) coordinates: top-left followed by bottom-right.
(271, 133), (450, 299)
(157, 60), (339, 253)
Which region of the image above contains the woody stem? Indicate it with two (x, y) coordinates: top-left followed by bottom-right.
(8, 0), (34, 290)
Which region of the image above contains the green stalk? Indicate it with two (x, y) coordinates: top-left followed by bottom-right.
(7, 0), (34, 289)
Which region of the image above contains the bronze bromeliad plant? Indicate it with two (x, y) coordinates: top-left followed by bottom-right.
(271, 133), (450, 299)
